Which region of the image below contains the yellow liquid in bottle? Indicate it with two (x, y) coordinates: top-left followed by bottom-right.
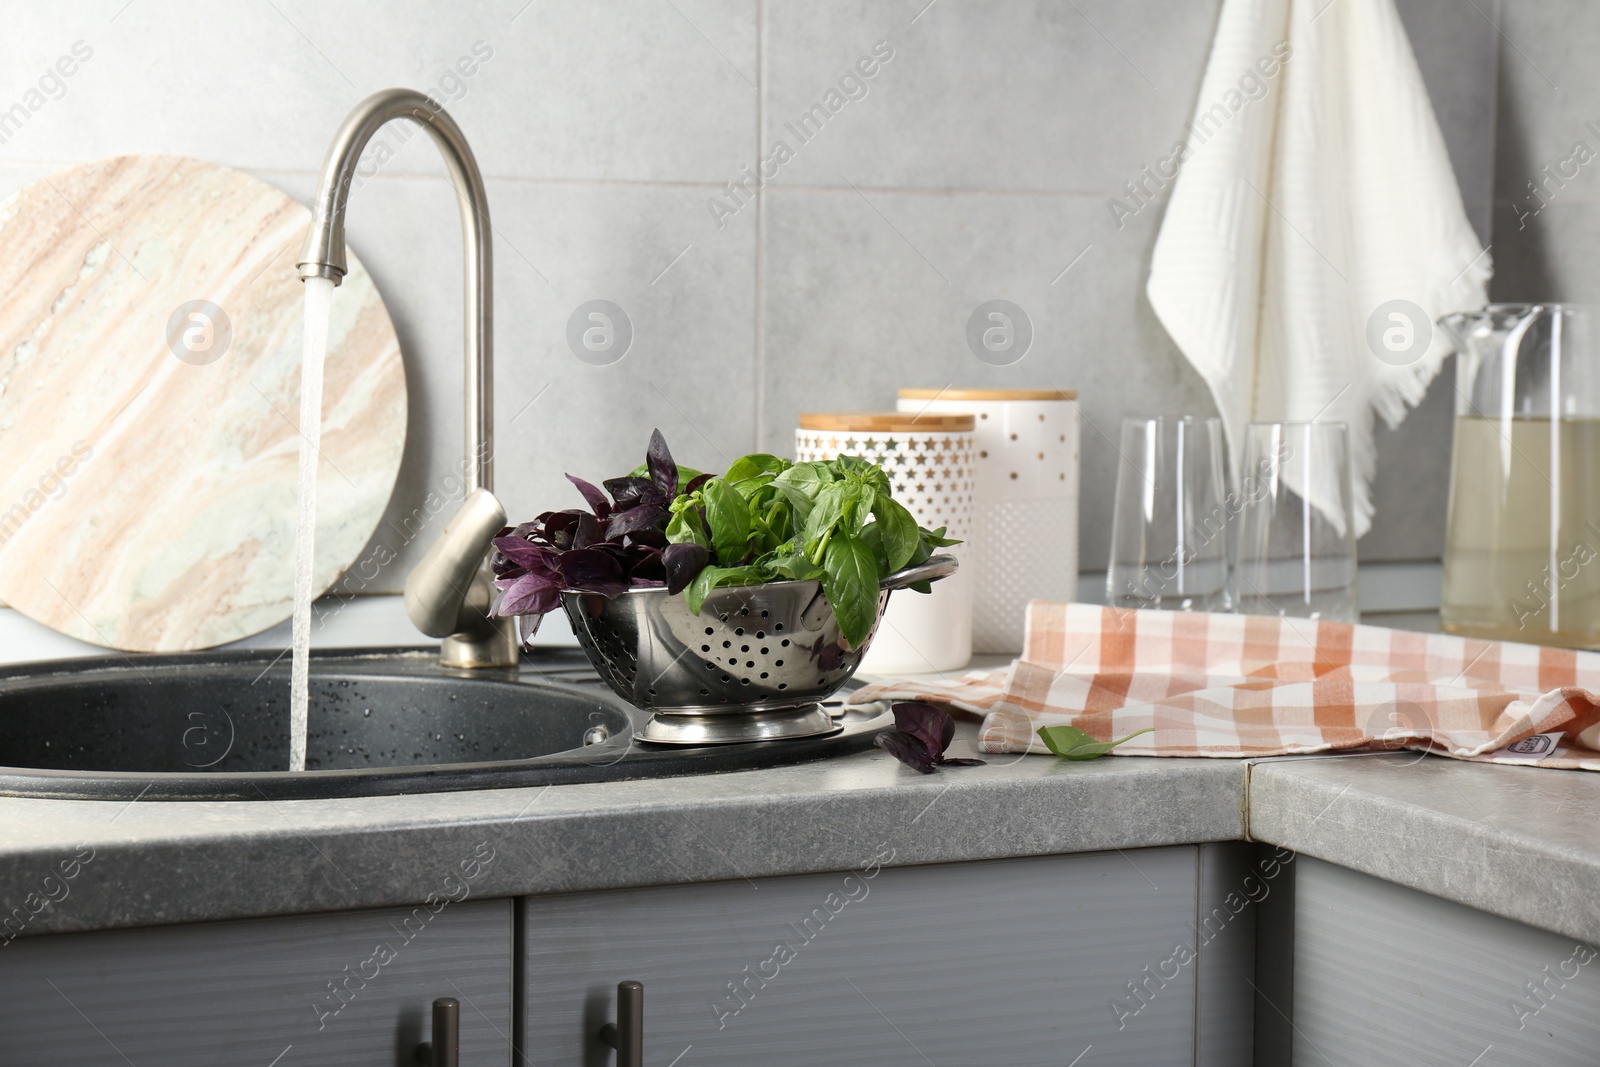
(1441, 415), (1600, 647)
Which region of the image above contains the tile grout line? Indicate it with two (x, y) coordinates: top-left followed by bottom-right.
(0, 157), (1170, 202)
(753, 0), (767, 452)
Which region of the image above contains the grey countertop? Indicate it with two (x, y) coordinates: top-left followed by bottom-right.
(1247, 753), (1600, 943)
(9, 729), (1600, 945)
(0, 729), (1244, 938)
(7, 631), (1600, 947)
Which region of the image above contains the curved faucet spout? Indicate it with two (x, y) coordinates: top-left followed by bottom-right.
(298, 87), (493, 495)
(299, 88), (515, 669)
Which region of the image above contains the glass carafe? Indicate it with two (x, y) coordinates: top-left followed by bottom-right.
(1438, 304), (1600, 647)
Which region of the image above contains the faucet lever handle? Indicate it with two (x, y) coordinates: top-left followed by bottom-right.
(404, 487), (507, 638)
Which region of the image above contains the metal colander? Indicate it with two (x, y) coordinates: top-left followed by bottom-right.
(562, 555), (956, 744)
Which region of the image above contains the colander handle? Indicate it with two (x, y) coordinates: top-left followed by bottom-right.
(880, 553), (958, 591)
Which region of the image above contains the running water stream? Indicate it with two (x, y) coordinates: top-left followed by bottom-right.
(289, 276), (335, 772)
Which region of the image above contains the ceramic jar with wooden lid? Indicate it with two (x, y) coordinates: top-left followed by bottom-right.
(897, 388), (1079, 653)
(796, 411), (974, 673)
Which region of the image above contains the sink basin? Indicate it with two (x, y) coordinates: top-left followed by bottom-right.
(0, 648), (887, 801)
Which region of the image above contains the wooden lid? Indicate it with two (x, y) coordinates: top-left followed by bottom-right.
(799, 411), (975, 432)
(898, 387), (1077, 401)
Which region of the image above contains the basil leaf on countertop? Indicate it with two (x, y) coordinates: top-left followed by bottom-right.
(1037, 725), (1154, 760)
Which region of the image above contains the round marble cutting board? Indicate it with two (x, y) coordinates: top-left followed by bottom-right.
(0, 155), (407, 652)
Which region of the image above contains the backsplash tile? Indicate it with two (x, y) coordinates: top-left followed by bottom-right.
(0, 0), (1502, 602)
(759, 185), (1212, 572)
(761, 0), (1223, 193)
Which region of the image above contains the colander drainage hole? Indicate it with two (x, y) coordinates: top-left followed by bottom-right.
(735, 627), (744, 636)
(761, 610), (770, 618)
(741, 678), (751, 685)
(746, 660), (755, 668)
(760, 646), (769, 654)
(702, 644), (711, 652)
(700, 688), (710, 696)
(775, 659), (784, 667)
(755, 630), (765, 639)
(720, 674), (731, 682)
(780, 638), (790, 647)
(722, 640), (732, 648)
(760, 671), (769, 679)
(775, 622), (785, 631)
(704, 627), (714, 636)
(741, 644), (750, 652)
(778, 683), (788, 690)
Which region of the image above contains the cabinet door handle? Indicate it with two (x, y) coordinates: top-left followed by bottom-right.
(413, 996), (459, 1067)
(598, 980), (643, 1067)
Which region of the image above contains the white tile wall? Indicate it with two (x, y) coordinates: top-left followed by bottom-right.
(0, 0), (1498, 619)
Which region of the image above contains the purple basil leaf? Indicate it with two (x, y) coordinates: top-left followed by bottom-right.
(494, 572), (562, 617)
(541, 510), (584, 550)
(557, 548), (629, 598)
(661, 542), (710, 595)
(571, 511), (602, 550)
(628, 546), (667, 585)
(604, 476), (662, 510)
(630, 578), (666, 588)
(627, 526), (668, 550)
(588, 542), (637, 568)
(606, 502), (668, 541)
(646, 428), (678, 499)
(875, 730), (937, 774)
(683, 472), (712, 495)
(892, 701), (955, 758)
(491, 536), (558, 575)
(935, 756), (987, 767)
(566, 474), (612, 520)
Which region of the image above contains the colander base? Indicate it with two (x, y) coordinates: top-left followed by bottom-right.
(636, 704), (839, 745)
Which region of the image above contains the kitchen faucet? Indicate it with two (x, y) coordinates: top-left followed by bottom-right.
(298, 87), (518, 669)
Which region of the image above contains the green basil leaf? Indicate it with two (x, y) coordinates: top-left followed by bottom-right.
(873, 497), (920, 572)
(752, 498), (792, 554)
(1037, 725), (1153, 760)
(858, 521), (886, 570)
(766, 553), (825, 581)
(701, 477), (751, 565)
(725, 453), (790, 486)
(822, 534), (880, 647)
(665, 496), (710, 548)
(774, 462), (832, 498)
(685, 564), (764, 615)
(803, 481), (848, 547)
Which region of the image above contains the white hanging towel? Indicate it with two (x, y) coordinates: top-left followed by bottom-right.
(1146, 0), (1491, 537)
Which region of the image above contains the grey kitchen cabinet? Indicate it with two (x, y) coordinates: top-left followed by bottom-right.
(1292, 857), (1600, 1067)
(0, 897), (513, 1066)
(520, 845), (1259, 1066)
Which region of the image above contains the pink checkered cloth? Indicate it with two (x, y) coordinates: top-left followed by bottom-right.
(850, 603), (1600, 769)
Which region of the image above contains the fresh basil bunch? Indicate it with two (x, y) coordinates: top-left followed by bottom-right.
(491, 431), (957, 646)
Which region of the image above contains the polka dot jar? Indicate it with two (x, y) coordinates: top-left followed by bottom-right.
(796, 411), (975, 673)
(898, 388), (1079, 653)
